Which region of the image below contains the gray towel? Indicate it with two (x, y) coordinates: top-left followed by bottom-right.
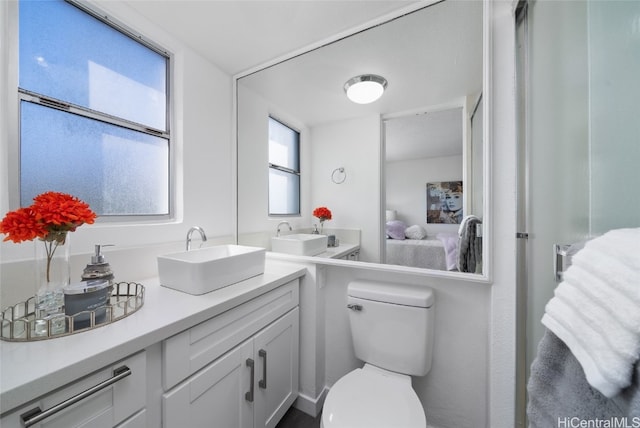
(527, 330), (640, 428)
(457, 216), (481, 273)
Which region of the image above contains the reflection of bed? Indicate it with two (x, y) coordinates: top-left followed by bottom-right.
(385, 238), (448, 270)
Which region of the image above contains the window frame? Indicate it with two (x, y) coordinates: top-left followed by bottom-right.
(268, 116), (301, 217)
(15, 0), (174, 222)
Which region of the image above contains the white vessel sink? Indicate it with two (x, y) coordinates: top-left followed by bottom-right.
(157, 245), (266, 295)
(271, 234), (328, 256)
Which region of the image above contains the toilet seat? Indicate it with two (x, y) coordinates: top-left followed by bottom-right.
(321, 364), (426, 428)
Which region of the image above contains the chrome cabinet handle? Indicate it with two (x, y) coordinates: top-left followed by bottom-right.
(245, 358), (255, 402)
(21, 365), (131, 427)
(258, 349), (267, 389)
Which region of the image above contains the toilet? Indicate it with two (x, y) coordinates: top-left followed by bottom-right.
(321, 280), (434, 428)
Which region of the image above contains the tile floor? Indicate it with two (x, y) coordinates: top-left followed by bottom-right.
(276, 406), (322, 428)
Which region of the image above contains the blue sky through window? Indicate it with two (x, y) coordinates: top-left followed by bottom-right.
(18, 0), (170, 216)
(19, 0), (167, 130)
(20, 101), (169, 215)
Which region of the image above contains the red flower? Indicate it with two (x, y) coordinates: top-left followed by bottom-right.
(0, 192), (97, 244)
(313, 206), (332, 221)
(1, 192), (97, 284)
(32, 191), (96, 232)
(0, 207), (46, 243)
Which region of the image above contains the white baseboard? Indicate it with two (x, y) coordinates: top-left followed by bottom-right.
(293, 387), (329, 417)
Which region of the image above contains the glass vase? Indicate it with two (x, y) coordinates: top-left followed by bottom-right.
(34, 231), (70, 335)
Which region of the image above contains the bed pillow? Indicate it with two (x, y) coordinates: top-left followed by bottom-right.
(386, 220), (407, 240)
(405, 224), (427, 240)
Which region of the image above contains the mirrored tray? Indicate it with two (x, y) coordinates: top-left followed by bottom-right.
(0, 282), (145, 342)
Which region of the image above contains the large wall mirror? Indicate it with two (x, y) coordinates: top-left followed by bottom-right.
(237, 0), (488, 279)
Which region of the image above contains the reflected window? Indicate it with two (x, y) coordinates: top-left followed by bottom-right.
(18, 0), (170, 216)
(268, 117), (300, 216)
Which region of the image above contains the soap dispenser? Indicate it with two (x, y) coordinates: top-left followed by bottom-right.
(81, 244), (114, 285)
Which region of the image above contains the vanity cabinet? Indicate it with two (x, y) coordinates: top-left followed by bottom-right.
(342, 249), (360, 261)
(0, 351), (146, 428)
(162, 280), (300, 428)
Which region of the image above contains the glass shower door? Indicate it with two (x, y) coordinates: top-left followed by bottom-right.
(517, 1), (640, 426)
(588, 1), (640, 233)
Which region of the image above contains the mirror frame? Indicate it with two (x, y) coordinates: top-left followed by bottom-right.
(232, 0), (492, 284)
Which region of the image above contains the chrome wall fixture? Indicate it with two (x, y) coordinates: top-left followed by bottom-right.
(332, 167), (346, 184)
(553, 239), (589, 282)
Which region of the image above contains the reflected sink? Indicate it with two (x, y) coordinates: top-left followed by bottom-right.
(271, 234), (328, 256)
(157, 245), (266, 295)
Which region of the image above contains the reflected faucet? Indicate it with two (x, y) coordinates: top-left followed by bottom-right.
(276, 221), (292, 237)
(186, 226), (207, 251)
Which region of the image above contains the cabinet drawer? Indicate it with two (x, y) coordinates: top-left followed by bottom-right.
(1, 351), (146, 428)
(163, 280), (299, 390)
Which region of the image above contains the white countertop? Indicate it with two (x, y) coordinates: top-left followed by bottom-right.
(266, 243), (359, 261)
(315, 243), (359, 259)
(0, 263), (305, 414)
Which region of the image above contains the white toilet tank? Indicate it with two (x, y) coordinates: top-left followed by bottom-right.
(347, 280), (434, 376)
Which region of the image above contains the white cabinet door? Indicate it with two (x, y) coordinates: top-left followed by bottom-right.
(163, 280), (299, 391)
(163, 339), (254, 428)
(253, 308), (299, 428)
(114, 410), (145, 428)
(162, 305), (300, 428)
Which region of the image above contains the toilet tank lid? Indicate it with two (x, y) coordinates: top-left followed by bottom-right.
(348, 280), (434, 308)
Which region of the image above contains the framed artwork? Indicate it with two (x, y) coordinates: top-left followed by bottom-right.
(426, 181), (463, 224)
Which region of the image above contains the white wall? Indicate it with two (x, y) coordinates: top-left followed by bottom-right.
(386, 155), (462, 237)
(0, 2), (9, 253)
(237, 84), (312, 247)
(470, 97), (484, 216)
(322, 264), (490, 428)
(0, 0), (233, 303)
(310, 116), (381, 262)
(237, 97), (382, 261)
(488, 1), (518, 426)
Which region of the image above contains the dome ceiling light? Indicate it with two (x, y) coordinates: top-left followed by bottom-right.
(344, 74), (388, 104)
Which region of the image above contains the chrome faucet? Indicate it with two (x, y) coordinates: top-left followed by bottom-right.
(186, 226), (207, 251)
(276, 221), (292, 237)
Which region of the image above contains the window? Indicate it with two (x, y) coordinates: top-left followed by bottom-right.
(268, 117), (300, 216)
(18, 0), (170, 217)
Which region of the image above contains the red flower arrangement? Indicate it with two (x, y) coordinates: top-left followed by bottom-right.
(1, 191), (97, 282)
(313, 206), (332, 222)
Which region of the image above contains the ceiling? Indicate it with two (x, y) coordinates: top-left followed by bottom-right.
(238, 0), (482, 160)
(117, 0), (482, 162)
(120, 0), (423, 76)
(385, 108), (463, 163)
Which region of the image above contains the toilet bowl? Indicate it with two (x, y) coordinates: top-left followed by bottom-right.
(321, 364), (426, 428)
